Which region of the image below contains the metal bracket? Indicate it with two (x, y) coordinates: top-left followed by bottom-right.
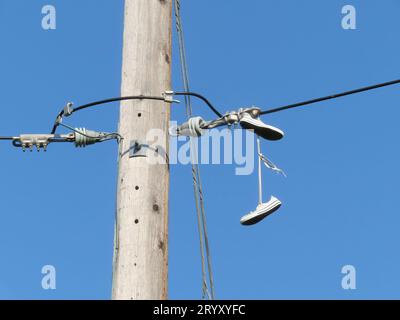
(63, 102), (74, 117)
(129, 140), (150, 158)
(15, 133), (74, 152)
(162, 91), (180, 104)
(238, 107), (262, 118)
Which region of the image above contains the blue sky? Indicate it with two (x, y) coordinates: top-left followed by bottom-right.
(0, 0), (399, 299)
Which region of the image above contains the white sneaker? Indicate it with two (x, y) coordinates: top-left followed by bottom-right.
(240, 113), (284, 141)
(240, 196), (282, 226)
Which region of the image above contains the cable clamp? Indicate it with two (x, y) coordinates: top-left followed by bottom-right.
(237, 107), (262, 119)
(15, 133), (73, 152)
(55, 115), (63, 125)
(63, 102), (74, 117)
(163, 91), (180, 104)
(129, 140), (151, 158)
(223, 111), (240, 125)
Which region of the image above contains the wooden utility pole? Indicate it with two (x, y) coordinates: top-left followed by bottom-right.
(112, 0), (172, 300)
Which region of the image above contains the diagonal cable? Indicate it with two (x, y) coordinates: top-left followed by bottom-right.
(174, 0), (215, 300)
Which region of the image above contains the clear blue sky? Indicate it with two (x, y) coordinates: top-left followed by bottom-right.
(0, 0), (399, 299)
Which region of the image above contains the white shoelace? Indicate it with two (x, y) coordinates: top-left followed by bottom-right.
(259, 152), (287, 178)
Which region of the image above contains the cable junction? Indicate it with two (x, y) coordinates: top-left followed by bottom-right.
(0, 76), (398, 151)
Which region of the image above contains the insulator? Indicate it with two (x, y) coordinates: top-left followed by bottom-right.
(174, 117), (205, 137)
(74, 128), (105, 148)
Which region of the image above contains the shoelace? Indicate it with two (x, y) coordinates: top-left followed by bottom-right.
(259, 152), (287, 178)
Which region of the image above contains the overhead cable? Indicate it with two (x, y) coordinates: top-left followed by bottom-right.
(175, 0), (215, 300)
(260, 79), (400, 115)
(51, 95), (167, 134)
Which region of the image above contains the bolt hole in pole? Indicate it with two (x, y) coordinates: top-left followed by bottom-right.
(134, 219), (139, 224)
(138, 113), (142, 118)
(135, 186), (139, 190)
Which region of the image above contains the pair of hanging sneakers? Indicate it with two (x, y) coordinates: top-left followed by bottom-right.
(239, 114), (284, 226)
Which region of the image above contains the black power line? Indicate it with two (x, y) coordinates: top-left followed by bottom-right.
(51, 95), (166, 134)
(72, 96), (165, 113)
(51, 92), (224, 135)
(260, 79), (400, 115)
(49, 79), (400, 134)
(174, 92), (223, 118)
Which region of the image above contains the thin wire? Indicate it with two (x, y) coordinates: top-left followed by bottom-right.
(190, 141), (210, 300)
(112, 133), (124, 292)
(58, 122), (123, 142)
(175, 0), (209, 300)
(257, 137), (263, 205)
(175, 0), (215, 300)
(260, 79), (400, 115)
(196, 168), (214, 299)
(51, 95), (166, 134)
